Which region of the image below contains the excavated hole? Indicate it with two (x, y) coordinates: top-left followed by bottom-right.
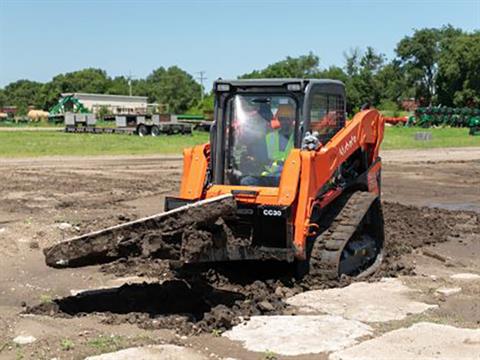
(29, 280), (244, 320)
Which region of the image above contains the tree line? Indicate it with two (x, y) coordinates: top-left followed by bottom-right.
(0, 66), (202, 115)
(0, 25), (478, 116)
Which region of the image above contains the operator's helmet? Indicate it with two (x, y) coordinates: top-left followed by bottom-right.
(275, 104), (295, 131)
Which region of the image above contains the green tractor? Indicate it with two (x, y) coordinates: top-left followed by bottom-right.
(468, 109), (480, 136)
(48, 95), (90, 122)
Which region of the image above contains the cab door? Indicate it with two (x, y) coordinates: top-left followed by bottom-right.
(304, 82), (346, 145)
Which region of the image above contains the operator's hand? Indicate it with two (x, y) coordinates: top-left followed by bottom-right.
(261, 160), (284, 177)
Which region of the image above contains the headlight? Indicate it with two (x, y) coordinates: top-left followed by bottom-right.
(216, 84), (231, 92)
(287, 83), (301, 91)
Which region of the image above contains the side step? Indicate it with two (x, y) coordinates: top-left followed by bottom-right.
(44, 194), (236, 268)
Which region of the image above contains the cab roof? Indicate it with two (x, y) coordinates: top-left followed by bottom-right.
(213, 78), (344, 89)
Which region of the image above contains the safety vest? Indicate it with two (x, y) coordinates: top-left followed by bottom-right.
(266, 130), (294, 162)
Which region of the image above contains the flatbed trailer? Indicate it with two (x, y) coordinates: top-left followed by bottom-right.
(64, 113), (192, 136)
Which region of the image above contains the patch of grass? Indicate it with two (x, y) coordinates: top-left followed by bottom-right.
(383, 126), (480, 150)
(60, 339), (74, 351)
(88, 335), (124, 353)
(211, 328), (222, 337)
(0, 131), (209, 158)
(0, 341), (11, 352)
(263, 350), (278, 360)
(39, 294), (53, 304)
(0, 120), (62, 128)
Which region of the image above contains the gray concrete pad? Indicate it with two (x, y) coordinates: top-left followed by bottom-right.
(450, 273), (480, 281)
(13, 335), (36, 345)
(84, 344), (207, 360)
(330, 322), (480, 360)
(436, 286), (462, 296)
(223, 315), (372, 356)
(287, 278), (437, 322)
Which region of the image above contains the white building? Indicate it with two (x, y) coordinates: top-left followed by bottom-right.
(62, 93), (148, 115)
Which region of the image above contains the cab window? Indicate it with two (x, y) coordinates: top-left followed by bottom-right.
(309, 93), (345, 143)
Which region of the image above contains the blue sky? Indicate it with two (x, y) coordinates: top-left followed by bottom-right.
(0, 0), (478, 90)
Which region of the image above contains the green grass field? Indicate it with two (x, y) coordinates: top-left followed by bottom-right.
(0, 120), (63, 128)
(382, 126), (480, 149)
(0, 131), (210, 157)
(0, 127), (478, 158)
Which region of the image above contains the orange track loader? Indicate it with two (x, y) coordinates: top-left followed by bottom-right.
(45, 79), (385, 279)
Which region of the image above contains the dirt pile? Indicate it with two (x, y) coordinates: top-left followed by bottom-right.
(380, 202), (479, 277)
(28, 202), (480, 335)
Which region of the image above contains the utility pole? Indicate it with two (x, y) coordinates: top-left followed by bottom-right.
(127, 71), (135, 97)
(196, 71), (207, 102)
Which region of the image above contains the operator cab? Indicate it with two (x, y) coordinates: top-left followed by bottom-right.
(210, 79), (346, 187)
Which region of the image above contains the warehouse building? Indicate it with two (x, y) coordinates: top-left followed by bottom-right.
(61, 93), (149, 115)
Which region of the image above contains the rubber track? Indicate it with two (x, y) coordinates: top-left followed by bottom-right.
(310, 191), (378, 280)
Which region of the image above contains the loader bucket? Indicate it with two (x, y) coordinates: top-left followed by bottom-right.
(44, 194), (237, 268)
(44, 193), (294, 269)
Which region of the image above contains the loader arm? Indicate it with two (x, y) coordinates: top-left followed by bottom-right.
(293, 109), (384, 258)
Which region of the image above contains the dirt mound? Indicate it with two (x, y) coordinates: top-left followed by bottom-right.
(28, 202), (480, 335)
(380, 202), (479, 277)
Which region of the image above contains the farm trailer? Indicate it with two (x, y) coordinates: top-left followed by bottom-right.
(64, 113), (192, 136)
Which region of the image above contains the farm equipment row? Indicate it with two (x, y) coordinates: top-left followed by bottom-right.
(407, 107), (480, 134)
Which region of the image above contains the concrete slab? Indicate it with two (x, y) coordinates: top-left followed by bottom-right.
(84, 344), (207, 360)
(330, 322), (480, 360)
(287, 278), (437, 322)
(436, 287), (462, 296)
(13, 335), (36, 345)
(223, 315), (372, 356)
(450, 273), (480, 281)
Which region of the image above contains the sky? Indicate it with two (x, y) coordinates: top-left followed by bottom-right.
(0, 0), (479, 90)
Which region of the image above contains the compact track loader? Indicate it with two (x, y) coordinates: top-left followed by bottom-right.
(45, 79), (385, 279)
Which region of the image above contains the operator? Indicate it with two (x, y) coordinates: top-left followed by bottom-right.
(267, 104), (294, 158)
(238, 103), (294, 186)
(260, 103), (295, 180)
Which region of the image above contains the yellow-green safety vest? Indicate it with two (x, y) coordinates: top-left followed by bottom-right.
(266, 130), (294, 162)
(262, 131), (294, 176)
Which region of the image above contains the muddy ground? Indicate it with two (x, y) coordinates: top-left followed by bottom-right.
(0, 149), (479, 359)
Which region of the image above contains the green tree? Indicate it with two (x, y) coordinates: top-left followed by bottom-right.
(0, 89), (6, 108)
(343, 47), (385, 112)
(37, 68), (111, 110)
(318, 65), (348, 83)
(188, 92), (214, 116)
(2, 80), (44, 114)
(240, 53), (321, 78)
(436, 31), (480, 106)
(146, 66), (201, 113)
(376, 60), (412, 104)
(107, 76), (130, 95)
(395, 27), (459, 105)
